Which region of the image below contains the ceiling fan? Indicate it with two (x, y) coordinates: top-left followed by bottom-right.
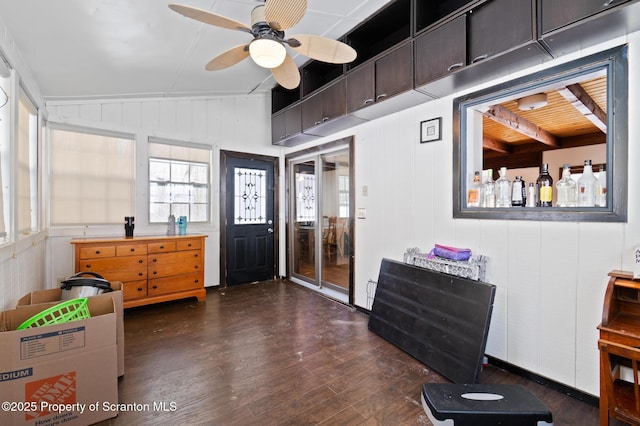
(168, 0), (357, 90)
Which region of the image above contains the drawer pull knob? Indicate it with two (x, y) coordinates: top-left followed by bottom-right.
(153, 258), (157, 262)
(194, 265), (199, 269)
(160, 245), (164, 249)
(86, 264), (91, 268)
(188, 243), (192, 247)
(130, 248), (135, 252)
(137, 287), (143, 291)
(153, 285), (157, 289)
(195, 279), (199, 283)
(138, 272), (143, 276)
(194, 254), (198, 258)
(138, 259), (143, 263)
(95, 250), (101, 254)
(153, 271), (157, 275)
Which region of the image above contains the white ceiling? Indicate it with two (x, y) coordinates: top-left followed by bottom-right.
(0, 0), (392, 101)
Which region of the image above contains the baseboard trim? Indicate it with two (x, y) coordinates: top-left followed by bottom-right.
(485, 355), (599, 407)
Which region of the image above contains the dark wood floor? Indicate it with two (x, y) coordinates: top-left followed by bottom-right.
(97, 279), (604, 425)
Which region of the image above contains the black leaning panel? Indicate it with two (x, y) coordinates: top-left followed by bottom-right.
(368, 258), (496, 384)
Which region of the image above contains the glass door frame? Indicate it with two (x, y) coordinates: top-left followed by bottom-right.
(285, 137), (354, 304)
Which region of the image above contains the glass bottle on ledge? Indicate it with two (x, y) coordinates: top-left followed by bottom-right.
(577, 160), (597, 207)
(536, 163), (553, 207)
(467, 171), (482, 208)
(556, 164), (577, 207)
(495, 166), (512, 208)
(596, 163), (607, 207)
(483, 169), (496, 208)
(511, 176), (526, 207)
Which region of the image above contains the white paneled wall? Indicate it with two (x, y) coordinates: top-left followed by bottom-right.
(43, 94), (280, 300)
(283, 33), (640, 396)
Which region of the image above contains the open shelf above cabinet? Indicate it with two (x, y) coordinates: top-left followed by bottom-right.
(344, 0), (412, 69)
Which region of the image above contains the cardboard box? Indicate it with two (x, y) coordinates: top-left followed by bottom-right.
(0, 297), (118, 426)
(17, 282), (124, 377)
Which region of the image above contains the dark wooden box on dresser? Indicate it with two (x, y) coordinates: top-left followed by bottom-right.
(71, 235), (206, 308)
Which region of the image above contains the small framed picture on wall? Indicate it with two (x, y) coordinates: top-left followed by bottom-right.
(420, 117), (442, 143)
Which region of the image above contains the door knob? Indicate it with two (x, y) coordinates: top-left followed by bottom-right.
(267, 228), (274, 233)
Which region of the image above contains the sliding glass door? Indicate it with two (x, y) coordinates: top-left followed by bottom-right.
(289, 145), (352, 301)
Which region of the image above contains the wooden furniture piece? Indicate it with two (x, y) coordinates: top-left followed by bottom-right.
(598, 270), (640, 425)
(598, 339), (640, 425)
(369, 258), (496, 384)
(71, 235), (206, 309)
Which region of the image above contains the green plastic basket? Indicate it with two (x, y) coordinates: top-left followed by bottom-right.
(17, 298), (91, 330)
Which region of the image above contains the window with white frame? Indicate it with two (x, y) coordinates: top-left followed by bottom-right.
(49, 127), (135, 225)
(148, 140), (210, 224)
(17, 88), (39, 235)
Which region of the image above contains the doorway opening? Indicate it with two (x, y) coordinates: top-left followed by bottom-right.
(287, 137), (354, 304)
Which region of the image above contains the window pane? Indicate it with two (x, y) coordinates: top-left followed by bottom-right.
(0, 75), (9, 242)
(149, 160), (170, 182)
(171, 162), (190, 183)
(190, 204), (207, 222)
(18, 90), (38, 235)
(234, 167), (266, 225)
(191, 164), (208, 184)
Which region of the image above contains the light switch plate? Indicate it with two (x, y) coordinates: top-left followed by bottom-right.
(357, 208), (366, 219)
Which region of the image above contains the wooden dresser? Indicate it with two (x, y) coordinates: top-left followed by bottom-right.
(71, 235), (206, 308)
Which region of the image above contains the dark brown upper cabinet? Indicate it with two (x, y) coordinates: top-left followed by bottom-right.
(416, 0), (550, 97)
(301, 79), (349, 137)
(539, 0), (640, 57)
(272, 104), (307, 146)
(414, 15), (467, 93)
(347, 42), (428, 120)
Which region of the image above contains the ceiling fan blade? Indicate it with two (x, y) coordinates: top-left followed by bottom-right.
(265, 0), (307, 30)
(169, 3), (251, 32)
(272, 54), (301, 90)
(205, 45), (250, 71)
(289, 34), (357, 64)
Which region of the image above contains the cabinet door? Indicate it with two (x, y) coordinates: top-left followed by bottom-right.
(301, 92), (323, 130)
(346, 63), (375, 113)
(321, 79), (346, 122)
(468, 0), (534, 64)
(271, 110), (286, 143)
(375, 42), (413, 101)
(284, 104), (302, 138)
(415, 15), (467, 87)
(540, 0), (630, 34)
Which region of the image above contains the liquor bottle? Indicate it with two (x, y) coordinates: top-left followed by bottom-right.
(495, 167), (511, 208)
(467, 171), (482, 208)
(556, 164), (577, 207)
(511, 176), (526, 207)
(536, 163), (553, 207)
(483, 169), (496, 208)
(577, 160), (598, 207)
(596, 163), (607, 207)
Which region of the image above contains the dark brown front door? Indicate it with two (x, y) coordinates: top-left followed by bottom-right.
(221, 151), (277, 285)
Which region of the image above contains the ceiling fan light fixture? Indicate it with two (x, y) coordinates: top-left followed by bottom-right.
(249, 38), (286, 68)
(518, 93), (548, 110)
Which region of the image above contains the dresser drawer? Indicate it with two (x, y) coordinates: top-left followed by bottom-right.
(101, 268), (148, 283)
(148, 241), (177, 253)
(79, 245), (116, 260)
(149, 257), (203, 278)
(79, 256), (147, 273)
(148, 273), (203, 296)
(116, 243), (147, 256)
(148, 250), (202, 266)
(177, 238), (202, 251)
(123, 280), (148, 301)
